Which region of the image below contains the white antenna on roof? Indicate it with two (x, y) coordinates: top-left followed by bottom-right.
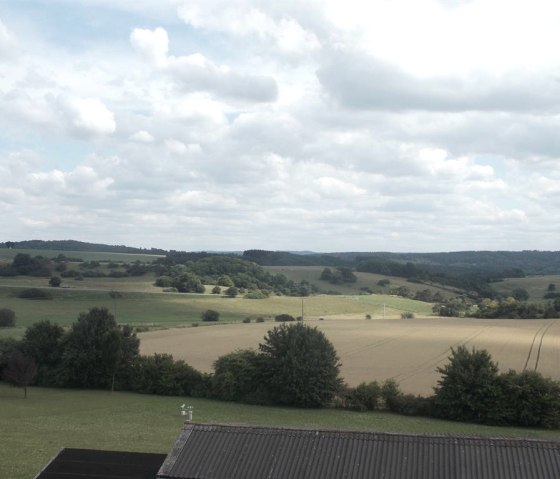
(180, 404), (193, 422)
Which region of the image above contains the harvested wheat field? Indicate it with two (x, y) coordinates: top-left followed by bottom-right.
(139, 317), (560, 395)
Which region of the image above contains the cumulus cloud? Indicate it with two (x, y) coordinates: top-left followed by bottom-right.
(129, 27), (169, 66)
(167, 53), (278, 102)
(317, 53), (560, 112)
(0, 18), (16, 59)
(177, 2), (321, 54)
(2, 1), (560, 251)
(129, 130), (155, 143)
(58, 95), (116, 136)
(130, 26), (278, 102)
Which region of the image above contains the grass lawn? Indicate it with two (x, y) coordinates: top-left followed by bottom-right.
(2, 384), (560, 479)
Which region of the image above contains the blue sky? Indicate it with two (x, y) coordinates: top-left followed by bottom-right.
(1, 0), (560, 252)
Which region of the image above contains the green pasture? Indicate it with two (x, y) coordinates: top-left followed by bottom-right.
(0, 267), (435, 339)
(0, 248), (163, 263)
(2, 384), (559, 479)
(492, 275), (560, 302)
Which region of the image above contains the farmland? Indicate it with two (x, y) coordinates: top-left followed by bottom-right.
(140, 316), (560, 396)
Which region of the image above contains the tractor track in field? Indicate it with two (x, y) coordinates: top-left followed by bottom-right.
(340, 328), (421, 359)
(523, 321), (555, 371)
(395, 326), (493, 385)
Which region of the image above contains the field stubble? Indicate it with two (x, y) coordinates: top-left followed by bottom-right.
(140, 317), (560, 396)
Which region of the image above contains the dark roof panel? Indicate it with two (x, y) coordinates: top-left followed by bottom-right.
(35, 448), (166, 479)
(157, 424), (560, 479)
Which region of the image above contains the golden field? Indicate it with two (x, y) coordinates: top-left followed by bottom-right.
(139, 316), (560, 395)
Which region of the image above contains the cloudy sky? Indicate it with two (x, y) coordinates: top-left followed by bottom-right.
(1, 0), (560, 252)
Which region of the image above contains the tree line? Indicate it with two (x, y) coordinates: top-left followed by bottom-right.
(2, 309), (560, 429)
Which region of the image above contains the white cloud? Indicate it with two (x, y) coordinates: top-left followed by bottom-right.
(58, 95), (116, 136)
(2, 1), (560, 251)
(129, 130), (155, 142)
(130, 27), (169, 67)
(177, 2), (320, 55)
(0, 18), (17, 59)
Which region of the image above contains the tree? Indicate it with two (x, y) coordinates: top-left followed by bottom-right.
(0, 308), (16, 327)
(49, 276), (61, 287)
(21, 320), (64, 385)
(225, 286), (238, 298)
(512, 288), (529, 301)
(211, 285), (221, 294)
(2, 351), (37, 398)
(258, 322), (342, 407)
(61, 307), (131, 389)
(201, 309), (220, 322)
(433, 346), (503, 424)
(274, 314), (295, 322)
(548, 283), (556, 292)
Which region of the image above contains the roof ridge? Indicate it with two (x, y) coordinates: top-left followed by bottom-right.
(182, 422), (560, 445)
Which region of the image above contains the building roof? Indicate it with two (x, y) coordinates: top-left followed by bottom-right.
(34, 448), (167, 479)
(157, 423), (560, 479)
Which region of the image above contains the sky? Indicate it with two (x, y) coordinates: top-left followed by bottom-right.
(1, 0), (560, 253)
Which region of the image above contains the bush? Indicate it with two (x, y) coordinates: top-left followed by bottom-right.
(245, 290), (269, 299)
(242, 317), (251, 323)
(256, 317), (265, 323)
(130, 353), (203, 396)
(212, 349), (263, 402)
(499, 370), (560, 429)
(49, 276), (61, 287)
(0, 308), (16, 327)
(274, 314), (295, 322)
(344, 382), (381, 411)
(401, 312), (415, 319)
(211, 285), (221, 294)
(17, 288), (52, 300)
(381, 378), (403, 412)
(201, 310), (220, 322)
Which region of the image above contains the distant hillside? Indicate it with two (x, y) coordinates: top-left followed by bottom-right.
(0, 240), (166, 256)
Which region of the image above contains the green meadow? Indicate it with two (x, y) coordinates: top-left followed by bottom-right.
(2, 384), (560, 479)
(0, 269), (435, 339)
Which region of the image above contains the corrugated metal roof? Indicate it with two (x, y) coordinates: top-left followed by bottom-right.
(157, 424), (560, 479)
(34, 448), (166, 479)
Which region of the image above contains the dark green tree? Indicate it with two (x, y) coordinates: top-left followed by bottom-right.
(2, 350), (37, 398)
(0, 308), (16, 327)
(130, 353), (202, 396)
(201, 310), (220, 322)
(258, 322), (342, 407)
(61, 307), (130, 389)
(512, 288), (529, 301)
(225, 286), (238, 298)
(499, 370), (560, 429)
(21, 320), (64, 385)
(49, 276), (62, 287)
(433, 346), (503, 424)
